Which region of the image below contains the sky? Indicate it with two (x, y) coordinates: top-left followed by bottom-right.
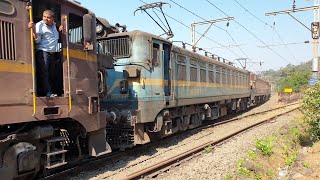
(78, 0), (317, 72)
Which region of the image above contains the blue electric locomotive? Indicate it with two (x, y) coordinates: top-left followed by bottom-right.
(97, 30), (270, 149)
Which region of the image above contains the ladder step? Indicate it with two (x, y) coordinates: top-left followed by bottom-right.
(44, 149), (67, 156)
(46, 136), (66, 143)
(45, 161), (67, 169)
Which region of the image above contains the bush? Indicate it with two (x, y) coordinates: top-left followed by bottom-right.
(302, 83), (320, 141)
(285, 153), (298, 166)
(255, 137), (273, 156)
(248, 150), (257, 160)
(237, 159), (251, 177)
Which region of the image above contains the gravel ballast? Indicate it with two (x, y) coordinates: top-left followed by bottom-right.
(70, 95), (300, 180)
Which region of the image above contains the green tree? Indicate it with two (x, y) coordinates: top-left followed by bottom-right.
(279, 71), (310, 92)
(261, 61), (311, 92)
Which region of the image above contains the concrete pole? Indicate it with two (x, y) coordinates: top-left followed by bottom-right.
(312, 0), (319, 78)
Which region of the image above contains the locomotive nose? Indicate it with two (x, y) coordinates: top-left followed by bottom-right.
(105, 108), (132, 125)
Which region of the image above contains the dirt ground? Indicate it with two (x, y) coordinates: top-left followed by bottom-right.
(289, 141), (320, 180)
(230, 97), (320, 180)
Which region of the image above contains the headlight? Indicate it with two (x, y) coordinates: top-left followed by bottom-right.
(96, 24), (103, 33)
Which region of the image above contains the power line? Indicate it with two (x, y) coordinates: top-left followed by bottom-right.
(205, 0), (292, 65)
(233, 0), (299, 63)
(138, 0), (242, 59)
(233, 0), (272, 28)
(169, 0), (251, 61)
(169, 0), (226, 32)
(257, 41), (310, 48)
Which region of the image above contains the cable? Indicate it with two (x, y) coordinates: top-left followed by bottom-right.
(169, 0), (251, 61)
(205, 0), (292, 65)
(138, 0), (242, 59)
(233, 0), (299, 63)
(257, 41), (310, 48)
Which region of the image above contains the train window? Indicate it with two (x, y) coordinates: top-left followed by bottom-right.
(0, 20), (16, 60)
(236, 72), (239, 85)
(222, 68), (226, 84)
(177, 64), (187, 81)
(209, 70), (214, 83)
(208, 65), (214, 83)
(228, 69), (231, 85)
(208, 64), (214, 70)
(232, 71), (235, 86)
(200, 68), (206, 82)
(152, 43), (160, 66)
(238, 72), (240, 86)
(246, 75), (248, 86)
(199, 61), (206, 68)
(232, 70), (234, 85)
(177, 55), (186, 63)
(69, 13), (83, 45)
(216, 66), (221, 84)
(190, 67), (198, 81)
(190, 58), (198, 65)
(233, 71), (236, 86)
(229, 70), (232, 85)
(240, 73), (244, 86)
(236, 72), (239, 86)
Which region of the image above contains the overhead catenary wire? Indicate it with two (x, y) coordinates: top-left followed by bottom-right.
(257, 41), (310, 48)
(233, 0), (299, 64)
(138, 0), (242, 59)
(169, 0), (251, 62)
(205, 0), (292, 65)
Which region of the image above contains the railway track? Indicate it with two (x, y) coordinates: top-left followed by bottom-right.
(40, 102), (300, 180)
(125, 103), (300, 180)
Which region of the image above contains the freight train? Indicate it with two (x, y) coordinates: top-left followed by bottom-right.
(0, 0), (270, 179)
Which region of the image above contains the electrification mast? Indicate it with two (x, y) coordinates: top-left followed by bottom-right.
(266, 1), (319, 84)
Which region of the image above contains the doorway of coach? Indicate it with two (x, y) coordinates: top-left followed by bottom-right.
(31, 0), (64, 97)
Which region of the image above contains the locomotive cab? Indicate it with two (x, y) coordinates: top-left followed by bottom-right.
(0, 0), (112, 179)
(97, 31), (174, 149)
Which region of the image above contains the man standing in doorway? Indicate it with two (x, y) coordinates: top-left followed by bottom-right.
(28, 10), (64, 97)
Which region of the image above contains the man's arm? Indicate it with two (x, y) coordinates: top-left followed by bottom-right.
(28, 22), (41, 44)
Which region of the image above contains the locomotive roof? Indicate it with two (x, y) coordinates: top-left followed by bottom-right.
(104, 30), (248, 73)
(65, 0), (87, 9)
(102, 30), (172, 44)
(172, 45), (249, 73)
(64, 0), (93, 14)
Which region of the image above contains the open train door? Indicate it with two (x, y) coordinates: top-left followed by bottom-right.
(163, 43), (171, 105)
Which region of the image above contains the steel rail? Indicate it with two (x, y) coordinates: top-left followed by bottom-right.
(125, 105), (300, 180)
(39, 102), (300, 180)
(211, 102), (299, 127)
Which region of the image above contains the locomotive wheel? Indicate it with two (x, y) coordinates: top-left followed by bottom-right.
(181, 115), (190, 131)
(188, 114), (201, 129)
(0, 142), (40, 180)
